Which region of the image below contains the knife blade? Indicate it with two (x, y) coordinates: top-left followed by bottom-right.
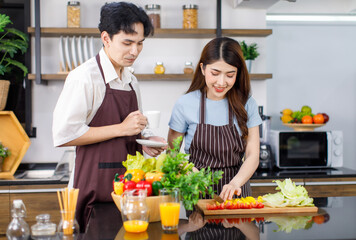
(213, 193), (224, 203)
(205, 187), (224, 203)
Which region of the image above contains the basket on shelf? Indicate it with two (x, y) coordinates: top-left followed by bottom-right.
(0, 80), (10, 111)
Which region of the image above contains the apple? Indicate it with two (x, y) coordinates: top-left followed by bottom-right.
(320, 113), (329, 123)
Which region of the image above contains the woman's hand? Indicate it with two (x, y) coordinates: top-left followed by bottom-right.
(142, 136), (167, 157)
(219, 182), (241, 201)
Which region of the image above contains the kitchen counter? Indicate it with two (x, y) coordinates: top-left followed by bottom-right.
(252, 167), (356, 179)
(79, 196), (356, 240)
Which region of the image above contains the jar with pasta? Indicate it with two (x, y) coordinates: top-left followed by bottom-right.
(183, 4), (198, 29)
(67, 1), (80, 28)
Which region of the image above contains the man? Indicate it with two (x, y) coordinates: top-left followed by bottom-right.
(52, 2), (166, 231)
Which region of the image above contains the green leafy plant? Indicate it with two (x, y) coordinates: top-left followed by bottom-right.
(161, 136), (223, 210)
(240, 40), (260, 60)
(0, 13), (29, 77)
(0, 142), (11, 162)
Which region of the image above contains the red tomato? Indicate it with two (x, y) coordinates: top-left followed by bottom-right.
(251, 202), (257, 208)
(313, 215), (325, 224)
(257, 202), (264, 208)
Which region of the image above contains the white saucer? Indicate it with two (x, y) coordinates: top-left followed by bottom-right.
(136, 139), (168, 148)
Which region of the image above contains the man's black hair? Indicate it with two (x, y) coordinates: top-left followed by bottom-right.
(98, 2), (154, 38)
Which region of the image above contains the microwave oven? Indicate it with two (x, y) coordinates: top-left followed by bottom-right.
(269, 130), (343, 169)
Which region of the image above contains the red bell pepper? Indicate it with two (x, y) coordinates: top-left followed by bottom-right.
(123, 173), (136, 192)
(135, 180), (152, 196)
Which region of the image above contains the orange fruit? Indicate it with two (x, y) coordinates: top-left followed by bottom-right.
(301, 115), (313, 124)
(313, 114), (324, 124)
(312, 215), (325, 224)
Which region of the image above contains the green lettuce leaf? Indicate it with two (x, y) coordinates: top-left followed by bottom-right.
(263, 178), (314, 207)
(268, 216), (313, 233)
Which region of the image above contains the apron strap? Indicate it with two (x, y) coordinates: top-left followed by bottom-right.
(95, 54), (107, 87)
(200, 90), (234, 126)
(96, 53), (135, 91)
(200, 91), (205, 124)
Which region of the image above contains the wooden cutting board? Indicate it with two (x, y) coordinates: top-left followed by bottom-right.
(197, 199), (318, 216)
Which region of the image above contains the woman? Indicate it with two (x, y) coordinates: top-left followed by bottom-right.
(168, 37), (261, 201)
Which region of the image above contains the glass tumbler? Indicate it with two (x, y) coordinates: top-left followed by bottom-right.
(159, 189), (180, 232)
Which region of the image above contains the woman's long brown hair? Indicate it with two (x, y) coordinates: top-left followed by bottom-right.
(186, 37), (251, 144)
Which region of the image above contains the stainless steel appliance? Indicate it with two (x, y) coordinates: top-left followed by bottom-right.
(258, 143), (273, 170)
(258, 106), (271, 144)
(269, 130), (343, 169)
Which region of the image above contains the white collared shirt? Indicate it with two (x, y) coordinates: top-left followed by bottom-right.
(52, 48), (146, 147)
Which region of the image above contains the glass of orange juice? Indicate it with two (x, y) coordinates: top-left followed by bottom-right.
(159, 188), (180, 232)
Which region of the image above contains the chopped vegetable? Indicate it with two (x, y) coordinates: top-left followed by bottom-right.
(161, 136), (223, 211)
(262, 178), (314, 208)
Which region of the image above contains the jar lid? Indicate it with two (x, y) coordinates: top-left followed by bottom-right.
(156, 61), (163, 65)
(185, 61), (193, 66)
(145, 4), (161, 10)
(183, 4), (198, 10)
(68, 1), (80, 6)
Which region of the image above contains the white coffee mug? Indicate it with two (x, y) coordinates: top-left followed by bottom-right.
(144, 111), (161, 129)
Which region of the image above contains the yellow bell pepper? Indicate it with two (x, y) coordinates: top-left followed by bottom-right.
(124, 169), (145, 183)
(114, 182), (124, 195)
(144, 171), (164, 184)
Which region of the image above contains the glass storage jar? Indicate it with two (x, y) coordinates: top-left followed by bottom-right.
(31, 214), (56, 239)
(67, 1), (80, 28)
(183, 61), (194, 74)
(154, 62), (165, 74)
(183, 4), (198, 29)
(145, 4), (161, 29)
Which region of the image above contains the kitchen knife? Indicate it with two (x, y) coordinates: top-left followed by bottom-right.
(213, 193), (224, 203)
(205, 187), (224, 203)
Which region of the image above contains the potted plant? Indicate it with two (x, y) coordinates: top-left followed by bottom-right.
(0, 13), (29, 110)
(0, 142), (11, 172)
(240, 40), (260, 72)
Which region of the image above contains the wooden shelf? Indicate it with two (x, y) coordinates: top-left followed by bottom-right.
(27, 27), (272, 38)
(28, 73), (272, 81)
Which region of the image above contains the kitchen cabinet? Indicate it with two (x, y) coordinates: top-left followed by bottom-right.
(0, 186), (10, 236)
(0, 183), (67, 235)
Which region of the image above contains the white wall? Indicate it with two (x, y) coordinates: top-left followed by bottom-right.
(266, 22), (356, 170)
(24, 0), (269, 163)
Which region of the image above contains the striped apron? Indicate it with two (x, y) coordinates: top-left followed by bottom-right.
(189, 91), (251, 198)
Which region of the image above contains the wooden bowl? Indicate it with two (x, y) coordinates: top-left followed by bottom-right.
(283, 123), (325, 131)
(111, 191), (161, 222)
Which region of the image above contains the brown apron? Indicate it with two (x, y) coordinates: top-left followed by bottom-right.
(74, 54), (142, 232)
(189, 91), (251, 198)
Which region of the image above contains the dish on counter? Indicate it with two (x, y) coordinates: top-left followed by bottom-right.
(136, 139), (168, 148)
(283, 123), (325, 131)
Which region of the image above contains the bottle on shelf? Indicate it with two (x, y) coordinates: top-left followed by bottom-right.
(67, 1), (81, 28)
(145, 4), (161, 29)
(6, 199), (30, 240)
(154, 62), (165, 74)
(183, 61), (194, 74)
(183, 4), (198, 29)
